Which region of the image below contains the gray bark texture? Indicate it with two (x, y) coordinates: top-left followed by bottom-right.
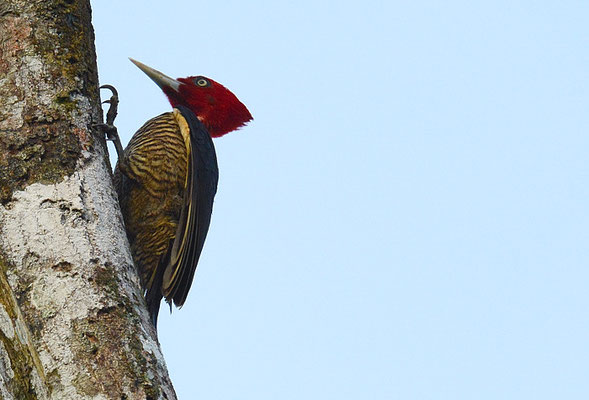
(0, 1), (177, 399)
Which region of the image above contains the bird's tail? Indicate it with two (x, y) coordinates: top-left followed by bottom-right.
(146, 286), (162, 329)
(145, 244), (171, 329)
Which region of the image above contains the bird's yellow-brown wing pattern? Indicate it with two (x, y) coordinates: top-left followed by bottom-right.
(114, 107), (218, 326)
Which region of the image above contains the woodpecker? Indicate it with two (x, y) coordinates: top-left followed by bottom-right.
(100, 59), (252, 328)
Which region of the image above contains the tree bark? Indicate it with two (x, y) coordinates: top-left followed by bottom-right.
(0, 1), (176, 399)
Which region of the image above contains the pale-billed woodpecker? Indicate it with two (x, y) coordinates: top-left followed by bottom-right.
(99, 59), (252, 328)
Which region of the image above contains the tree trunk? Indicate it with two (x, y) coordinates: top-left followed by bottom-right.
(0, 1), (176, 399)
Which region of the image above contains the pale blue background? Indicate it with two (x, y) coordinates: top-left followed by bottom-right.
(93, 1), (588, 399)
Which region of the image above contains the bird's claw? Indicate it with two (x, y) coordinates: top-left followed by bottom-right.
(97, 84), (120, 141)
(97, 84), (125, 162)
(100, 84), (119, 126)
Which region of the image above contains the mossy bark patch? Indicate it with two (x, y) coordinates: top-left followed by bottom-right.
(0, 120), (81, 204)
(0, 1), (102, 204)
(71, 305), (161, 399)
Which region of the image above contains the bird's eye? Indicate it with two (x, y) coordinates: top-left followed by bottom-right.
(195, 77), (209, 87)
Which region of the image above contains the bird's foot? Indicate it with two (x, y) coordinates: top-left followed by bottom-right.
(96, 85), (125, 161)
(100, 84), (119, 125)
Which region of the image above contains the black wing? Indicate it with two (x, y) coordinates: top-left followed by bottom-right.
(162, 105), (219, 307)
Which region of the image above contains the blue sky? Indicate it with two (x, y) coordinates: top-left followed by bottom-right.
(93, 1), (588, 398)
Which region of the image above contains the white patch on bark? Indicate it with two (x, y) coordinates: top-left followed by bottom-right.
(13, 319), (28, 346)
(0, 305), (15, 339)
(0, 341), (15, 400)
(0, 342), (14, 380)
(0, 94), (23, 130)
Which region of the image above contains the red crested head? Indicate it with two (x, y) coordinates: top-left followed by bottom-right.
(130, 59), (252, 137)
(171, 76), (252, 137)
